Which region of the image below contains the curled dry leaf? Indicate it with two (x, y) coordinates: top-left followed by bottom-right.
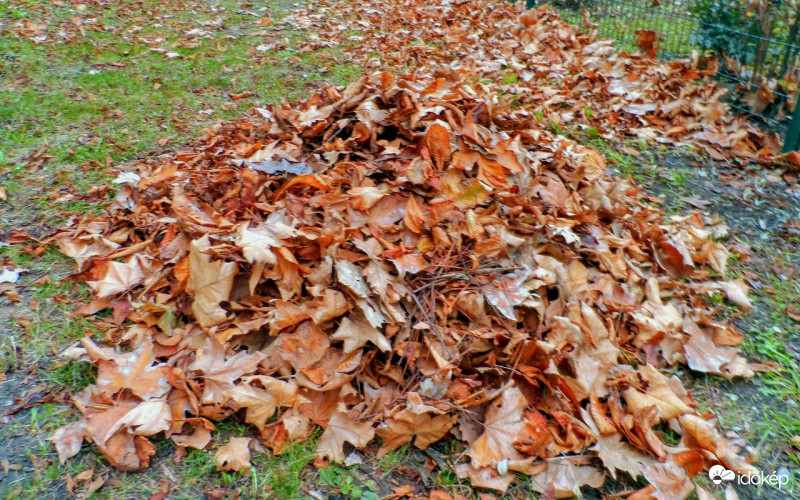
(316, 407), (375, 464)
(216, 437), (253, 472)
(187, 236), (237, 327)
(88, 256), (146, 298)
(424, 123), (452, 170)
(376, 408), (457, 456)
(468, 387), (527, 468)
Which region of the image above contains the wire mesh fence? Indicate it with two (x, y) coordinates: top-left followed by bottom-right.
(534, 0), (800, 152)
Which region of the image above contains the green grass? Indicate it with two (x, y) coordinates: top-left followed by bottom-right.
(252, 431), (321, 499)
(317, 465), (379, 500)
(0, 0), (361, 231)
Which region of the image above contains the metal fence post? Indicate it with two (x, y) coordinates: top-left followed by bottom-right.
(784, 89), (800, 153)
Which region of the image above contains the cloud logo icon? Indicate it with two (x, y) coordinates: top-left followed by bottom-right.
(709, 465), (736, 485)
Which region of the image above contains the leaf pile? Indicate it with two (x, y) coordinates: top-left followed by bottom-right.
(50, 70), (762, 497)
(278, 1), (784, 162)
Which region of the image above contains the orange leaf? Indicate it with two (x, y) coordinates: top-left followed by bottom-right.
(424, 123), (451, 169)
(403, 195), (426, 234)
(272, 174), (330, 201)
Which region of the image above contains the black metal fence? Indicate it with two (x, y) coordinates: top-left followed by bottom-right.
(533, 0), (800, 152)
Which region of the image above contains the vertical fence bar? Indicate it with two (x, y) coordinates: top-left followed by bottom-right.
(784, 89), (800, 153)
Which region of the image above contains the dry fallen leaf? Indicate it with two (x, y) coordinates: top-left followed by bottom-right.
(468, 387), (527, 468)
(376, 408), (457, 455)
(316, 407), (375, 464)
(216, 437), (253, 472)
(187, 236), (237, 327)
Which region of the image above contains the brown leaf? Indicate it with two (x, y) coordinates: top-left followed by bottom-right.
(529, 464), (605, 498)
(331, 314), (391, 353)
(87, 256), (146, 298)
(216, 437), (252, 472)
(454, 464), (515, 492)
(468, 386), (527, 467)
(229, 376), (299, 430)
(684, 317), (753, 378)
(591, 432), (656, 480)
(403, 195), (426, 234)
(622, 364), (692, 420)
(187, 236), (237, 327)
(81, 337), (172, 401)
(424, 123), (452, 170)
(376, 408), (456, 455)
(189, 336), (266, 404)
(51, 421), (87, 463)
(316, 406), (374, 463)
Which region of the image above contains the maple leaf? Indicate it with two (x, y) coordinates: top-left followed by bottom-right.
(643, 463), (694, 500)
(468, 386), (527, 467)
(88, 256), (146, 298)
(331, 314), (391, 353)
(376, 409), (456, 456)
(695, 280), (753, 312)
(57, 233), (119, 270)
(683, 317), (753, 378)
(81, 337), (172, 400)
(51, 421), (87, 463)
(591, 432), (656, 480)
(216, 437), (253, 472)
(529, 464), (605, 499)
(316, 406), (375, 463)
(622, 364), (692, 420)
(189, 336), (266, 404)
(297, 348), (362, 391)
(678, 414), (759, 476)
(454, 464), (515, 492)
(653, 237), (695, 277)
(237, 210), (296, 265)
(483, 271), (530, 321)
(187, 236), (238, 327)
(171, 418), (215, 449)
(310, 289), (350, 325)
(272, 321), (330, 371)
(229, 376), (299, 430)
(110, 399), (172, 439)
(94, 431), (155, 472)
